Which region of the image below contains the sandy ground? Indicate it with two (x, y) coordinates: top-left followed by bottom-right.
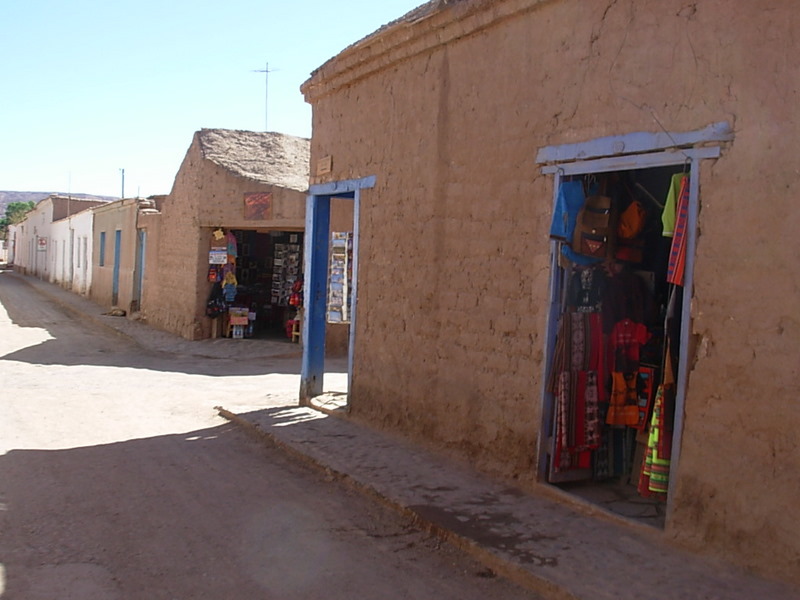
(0, 272), (541, 599)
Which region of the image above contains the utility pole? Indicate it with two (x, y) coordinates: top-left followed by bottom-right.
(252, 61), (277, 132)
(120, 168), (125, 199)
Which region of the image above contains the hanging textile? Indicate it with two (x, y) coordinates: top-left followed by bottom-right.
(222, 271), (238, 303)
(609, 318), (650, 373)
(661, 173), (687, 238)
(666, 174), (690, 286)
(638, 341), (676, 498)
(600, 266), (655, 334)
(550, 180), (584, 241)
(638, 385), (672, 498)
(567, 266), (607, 313)
(550, 311), (604, 472)
(606, 372), (640, 426)
(225, 230), (238, 261)
(555, 371), (600, 471)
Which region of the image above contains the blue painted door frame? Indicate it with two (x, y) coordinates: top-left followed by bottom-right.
(300, 176), (375, 402)
(112, 229), (122, 306)
(133, 229), (146, 310)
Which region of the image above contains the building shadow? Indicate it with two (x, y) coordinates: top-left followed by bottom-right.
(0, 421), (319, 599)
(0, 271), (344, 377)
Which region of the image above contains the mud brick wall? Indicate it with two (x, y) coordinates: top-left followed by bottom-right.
(303, 0), (800, 585)
(90, 200), (139, 312)
(142, 140), (208, 340)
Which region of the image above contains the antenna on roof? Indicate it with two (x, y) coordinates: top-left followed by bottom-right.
(251, 61), (278, 132)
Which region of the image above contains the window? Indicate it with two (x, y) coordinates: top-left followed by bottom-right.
(99, 231), (106, 266)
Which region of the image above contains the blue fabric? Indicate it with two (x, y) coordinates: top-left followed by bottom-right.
(550, 180), (584, 240)
(223, 283), (237, 302)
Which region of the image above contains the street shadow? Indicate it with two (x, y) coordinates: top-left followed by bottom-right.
(0, 423), (249, 598)
(0, 335), (304, 377)
(0, 272), (347, 378)
(0, 419), (356, 599)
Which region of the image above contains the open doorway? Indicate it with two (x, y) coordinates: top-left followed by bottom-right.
(535, 134), (730, 529)
(207, 228), (304, 342)
(300, 176), (375, 410)
(542, 163), (690, 528)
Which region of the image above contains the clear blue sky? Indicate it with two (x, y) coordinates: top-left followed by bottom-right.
(0, 0), (425, 198)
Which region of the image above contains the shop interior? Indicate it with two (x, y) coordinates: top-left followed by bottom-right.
(544, 164), (690, 528)
(207, 229), (303, 340)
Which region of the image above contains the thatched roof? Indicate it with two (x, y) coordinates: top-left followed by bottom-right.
(196, 129), (310, 192)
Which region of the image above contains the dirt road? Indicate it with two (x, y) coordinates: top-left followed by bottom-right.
(0, 272), (540, 599)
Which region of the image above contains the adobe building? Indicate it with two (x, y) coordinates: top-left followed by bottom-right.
(299, 0), (800, 586)
(91, 198), (146, 311)
(140, 129), (311, 341)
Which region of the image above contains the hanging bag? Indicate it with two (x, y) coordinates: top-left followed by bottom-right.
(615, 199), (647, 263)
(572, 194), (615, 260)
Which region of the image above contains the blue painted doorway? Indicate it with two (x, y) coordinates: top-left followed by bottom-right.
(112, 229), (122, 306)
(300, 176), (375, 403)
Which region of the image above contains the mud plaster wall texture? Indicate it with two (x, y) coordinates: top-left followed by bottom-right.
(90, 203), (139, 312)
(305, 0), (800, 585)
(144, 141), (207, 340)
(137, 211), (161, 321)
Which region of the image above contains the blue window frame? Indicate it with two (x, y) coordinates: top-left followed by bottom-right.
(99, 231), (106, 266)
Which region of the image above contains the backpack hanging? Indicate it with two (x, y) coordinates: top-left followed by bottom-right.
(572, 194), (615, 260)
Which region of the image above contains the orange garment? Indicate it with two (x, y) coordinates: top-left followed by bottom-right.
(606, 372), (639, 426)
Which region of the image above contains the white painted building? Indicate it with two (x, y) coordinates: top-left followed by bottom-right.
(10, 196), (106, 286)
(49, 208), (95, 294)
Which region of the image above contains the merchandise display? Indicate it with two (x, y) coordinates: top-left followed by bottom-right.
(205, 228), (304, 340)
(546, 167), (689, 507)
(327, 232), (353, 323)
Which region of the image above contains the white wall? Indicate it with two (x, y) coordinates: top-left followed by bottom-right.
(50, 218), (71, 286)
(69, 209), (94, 295)
(11, 200), (54, 278)
(48, 209), (95, 293)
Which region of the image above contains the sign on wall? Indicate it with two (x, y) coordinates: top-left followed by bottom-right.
(316, 155), (332, 176)
(243, 192), (273, 220)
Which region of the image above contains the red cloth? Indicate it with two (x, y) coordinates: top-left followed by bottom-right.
(285, 320), (296, 338)
(609, 319), (650, 373)
(667, 175), (690, 286)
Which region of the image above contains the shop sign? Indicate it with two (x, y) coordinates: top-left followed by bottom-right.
(316, 155), (332, 176)
(243, 192), (273, 221)
(37, 238), (47, 251)
(209, 249), (227, 264)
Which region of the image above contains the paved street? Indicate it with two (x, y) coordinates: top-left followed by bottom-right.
(0, 271), (540, 599)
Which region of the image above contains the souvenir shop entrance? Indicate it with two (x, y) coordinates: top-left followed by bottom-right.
(207, 228), (304, 340)
(535, 124), (732, 527)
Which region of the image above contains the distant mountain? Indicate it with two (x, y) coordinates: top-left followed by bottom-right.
(0, 191), (116, 217)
